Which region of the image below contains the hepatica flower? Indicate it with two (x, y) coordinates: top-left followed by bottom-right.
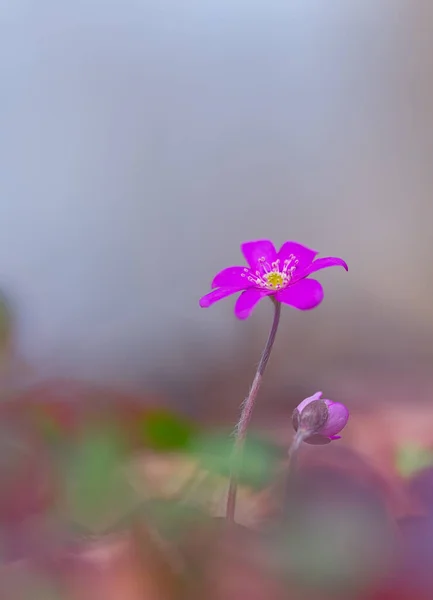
(292, 391), (349, 444)
(199, 239), (348, 319)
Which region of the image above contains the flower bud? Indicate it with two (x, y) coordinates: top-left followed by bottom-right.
(292, 391), (349, 445)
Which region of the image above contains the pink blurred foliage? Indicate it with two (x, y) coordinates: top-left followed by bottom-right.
(0, 380), (431, 599)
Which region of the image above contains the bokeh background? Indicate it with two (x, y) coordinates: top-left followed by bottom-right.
(2, 2), (433, 599)
(2, 1), (433, 411)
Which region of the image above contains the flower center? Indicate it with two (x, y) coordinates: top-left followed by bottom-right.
(264, 271), (285, 289)
(241, 255), (298, 291)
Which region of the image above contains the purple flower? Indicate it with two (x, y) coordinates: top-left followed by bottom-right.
(199, 239), (348, 319)
(293, 391), (349, 444)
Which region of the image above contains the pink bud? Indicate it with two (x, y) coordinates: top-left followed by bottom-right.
(293, 391), (349, 444)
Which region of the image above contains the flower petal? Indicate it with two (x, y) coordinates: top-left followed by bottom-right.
(234, 288), (271, 320)
(241, 240), (277, 273)
(277, 241), (318, 272)
(300, 256), (348, 278)
(276, 278), (324, 310)
(320, 400), (349, 437)
(211, 266), (251, 289)
(199, 287), (241, 308)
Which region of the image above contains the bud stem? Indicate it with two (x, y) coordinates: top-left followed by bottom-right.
(226, 298), (281, 522)
(288, 429), (308, 472)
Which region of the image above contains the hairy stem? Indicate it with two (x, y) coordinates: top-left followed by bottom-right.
(276, 429), (308, 520)
(226, 299), (281, 522)
(287, 429), (307, 472)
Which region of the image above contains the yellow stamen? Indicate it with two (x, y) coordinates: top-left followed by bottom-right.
(264, 272), (285, 289)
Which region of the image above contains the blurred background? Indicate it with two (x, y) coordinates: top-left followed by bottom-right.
(2, 2), (433, 598)
(1, 0), (433, 411)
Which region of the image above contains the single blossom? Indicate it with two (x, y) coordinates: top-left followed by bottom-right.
(292, 391), (349, 444)
(199, 239), (347, 319)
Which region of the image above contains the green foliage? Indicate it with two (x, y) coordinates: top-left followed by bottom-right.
(60, 425), (137, 534)
(142, 498), (207, 540)
(139, 409), (196, 451)
(189, 429), (281, 489)
(396, 443), (433, 477)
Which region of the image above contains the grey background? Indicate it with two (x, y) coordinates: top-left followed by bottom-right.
(1, 1), (433, 410)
